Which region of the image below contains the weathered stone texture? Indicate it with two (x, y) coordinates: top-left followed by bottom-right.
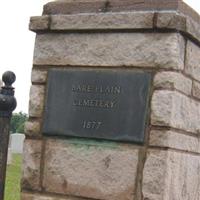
(43, 0), (106, 15)
(185, 41), (200, 82)
(31, 69), (47, 83)
(24, 120), (41, 136)
(186, 17), (200, 44)
(156, 12), (186, 30)
(30, 9), (200, 43)
(42, 0), (200, 23)
(50, 12), (153, 30)
(142, 150), (167, 200)
(43, 139), (138, 200)
(151, 90), (174, 127)
(29, 16), (49, 31)
(29, 85), (45, 117)
(151, 90), (200, 134)
(21, 193), (85, 200)
(34, 33), (184, 70)
(154, 71), (192, 95)
(192, 81), (200, 100)
(150, 130), (200, 153)
(167, 151), (200, 200)
(143, 149), (200, 200)
(54, 0), (105, 1)
(26, 3), (200, 200)
(21, 139), (42, 191)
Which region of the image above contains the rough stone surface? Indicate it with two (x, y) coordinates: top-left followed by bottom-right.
(29, 85), (45, 117)
(154, 71), (192, 95)
(21, 193), (85, 200)
(29, 16), (49, 31)
(186, 17), (200, 43)
(25, 5), (200, 200)
(56, 0), (105, 1)
(31, 69), (48, 83)
(149, 130), (200, 153)
(166, 151), (200, 200)
(185, 41), (200, 82)
(43, 1), (106, 15)
(151, 90), (174, 127)
(151, 90), (200, 134)
(43, 139), (138, 200)
(143, 149), (200, 200)
(21, 139), (42, 191)
(24, 120), (41, 136)
(142, 150), (168, 200)
(42, 0), (198, 21)
(156, 12), (186, 30)
(34, 33), (184, 70)
(192, 81), (200, 100)
(50, 12), (153, 30)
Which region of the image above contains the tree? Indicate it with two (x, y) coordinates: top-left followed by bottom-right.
(10, 112), (28, 133)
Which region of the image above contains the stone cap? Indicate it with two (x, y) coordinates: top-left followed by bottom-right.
(43, 0), (200, 23)
(30, 0), (200, 44)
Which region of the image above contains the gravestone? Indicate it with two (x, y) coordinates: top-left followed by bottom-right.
(10, 133), (25, 154)
(22, 0), (200, 200)
(7, 137), (12, 165)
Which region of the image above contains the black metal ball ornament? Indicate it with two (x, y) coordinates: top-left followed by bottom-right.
(2, 71), (16, 88)
(0, 71), (17, 117)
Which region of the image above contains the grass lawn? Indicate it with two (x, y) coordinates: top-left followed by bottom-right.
(5, 154), (22, 200)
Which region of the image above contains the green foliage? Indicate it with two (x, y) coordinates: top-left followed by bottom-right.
(5, 154), (22, 200)
(10, 112), (28, 133)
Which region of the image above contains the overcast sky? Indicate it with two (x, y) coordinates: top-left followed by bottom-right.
(0, 0), (199, 113)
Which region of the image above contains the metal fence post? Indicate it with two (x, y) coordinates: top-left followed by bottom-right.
(0, 71), (17, 200)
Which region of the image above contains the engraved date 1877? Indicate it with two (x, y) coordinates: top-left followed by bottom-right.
(83, 121), (102, 130)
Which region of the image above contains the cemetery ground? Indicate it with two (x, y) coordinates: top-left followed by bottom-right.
(5, 154), (22, 200)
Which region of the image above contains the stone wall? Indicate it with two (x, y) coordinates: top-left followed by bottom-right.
(22, 1), (200, 199)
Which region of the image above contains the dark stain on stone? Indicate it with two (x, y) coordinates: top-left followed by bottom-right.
(103, 155), (111, 169)
(102, 1), (111, 12)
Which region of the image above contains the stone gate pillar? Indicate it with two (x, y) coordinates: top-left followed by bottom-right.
(22, 0), (200, 199)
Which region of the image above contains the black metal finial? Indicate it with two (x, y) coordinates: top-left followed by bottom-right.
(2, 71), (16, 88)
(0, 72), (17, 200)
(0, 71), (17, 117)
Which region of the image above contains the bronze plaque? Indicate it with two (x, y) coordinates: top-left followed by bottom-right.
(43, 68), (152, 143)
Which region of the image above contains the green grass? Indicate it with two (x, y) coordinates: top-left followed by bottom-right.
(5, 154), (22, 200)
